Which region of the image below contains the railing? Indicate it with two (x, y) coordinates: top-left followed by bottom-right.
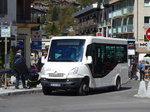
(108, 6), (133, 19)
(122, 6), (133, 15)
(98, 20), (111, 27)
(112, 24), (133, 34)
(127, 24), (133, 32)
(74, 19), (98, 29)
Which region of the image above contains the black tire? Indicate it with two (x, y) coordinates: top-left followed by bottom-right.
(78, 80), (89, 96)
(42, 86), (52, 95)
(114, 77), (121, 91)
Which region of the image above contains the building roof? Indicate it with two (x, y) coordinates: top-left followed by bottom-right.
(31, 8), (47, 14)
(72, 3), (98, 18)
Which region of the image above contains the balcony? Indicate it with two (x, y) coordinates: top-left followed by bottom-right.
(75, 19), (98, 29)
(99, 20), (111, 27)
(122, 6), (133, 15)
(109, 6), (133, 19)
(87, 19), (97, 26)
(112, 24), (133, 34)
(127, 24), (133, 32)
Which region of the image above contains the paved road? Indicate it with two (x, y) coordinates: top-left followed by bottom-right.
(0, 80), (150, 112)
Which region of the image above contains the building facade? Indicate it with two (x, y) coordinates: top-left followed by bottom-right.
(0, 0), (38, 68)
(0, 0), (17, 68)
(72, 3), (99, 36)
(73, 0), (150, 61)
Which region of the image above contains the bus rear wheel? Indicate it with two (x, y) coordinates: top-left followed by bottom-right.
(114, 77), (121, 91)
(78, 80), (89, 96)
(42, 86), (52, 95)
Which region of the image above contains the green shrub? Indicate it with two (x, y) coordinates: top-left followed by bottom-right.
(0, 55), (4, 70)
(9, 48), (14, 68)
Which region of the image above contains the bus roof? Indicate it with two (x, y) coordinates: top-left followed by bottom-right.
(51, 36), (127, 45)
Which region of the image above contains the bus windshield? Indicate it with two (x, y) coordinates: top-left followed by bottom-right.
(48, 39), (85, 62)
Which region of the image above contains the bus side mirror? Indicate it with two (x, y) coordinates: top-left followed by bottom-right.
(86, 56), (92, 64)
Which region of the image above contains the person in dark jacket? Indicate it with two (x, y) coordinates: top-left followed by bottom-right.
(130, 62), (138, 80)
(14, 49), (27, 89)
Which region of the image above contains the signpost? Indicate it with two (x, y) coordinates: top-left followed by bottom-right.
(32, 31), (42, 50)
(127, 40), (135, 55)
(1, 25), (11, 89)
(146, 28), (150, 50)
(146, 28), (150, 41)
(31, 41), (42, 50)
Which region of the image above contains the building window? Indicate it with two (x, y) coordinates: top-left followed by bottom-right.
(144, 16), (150, 24)
(144, 0), (150, 6)
(0, 0), (7, 16)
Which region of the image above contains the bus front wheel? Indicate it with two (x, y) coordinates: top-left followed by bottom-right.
(114, 77), (121, 91)
(78, 80), (89, 96)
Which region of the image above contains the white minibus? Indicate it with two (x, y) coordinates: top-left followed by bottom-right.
(40, 36), (129, 95)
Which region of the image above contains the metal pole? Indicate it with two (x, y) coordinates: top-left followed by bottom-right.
(4, 37), (7, 89)
(15, 34), (17, 47)
(14, 26), (17, 47)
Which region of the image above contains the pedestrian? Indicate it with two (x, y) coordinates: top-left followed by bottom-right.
(138, 60), (146, 81)
(130, 62), (138, 80)
(13, 49), (28, 89)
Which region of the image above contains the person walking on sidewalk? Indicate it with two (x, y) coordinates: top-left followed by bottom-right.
(13, 49), (28, 89)
(138, 60), (146, 81)
(130, 61), (138, 80)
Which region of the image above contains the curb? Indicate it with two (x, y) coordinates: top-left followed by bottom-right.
(0, 88), (42, 97)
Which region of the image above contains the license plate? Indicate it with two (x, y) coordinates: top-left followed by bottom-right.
(50, 84), (61, 87)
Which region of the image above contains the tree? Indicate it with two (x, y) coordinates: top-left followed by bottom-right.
(51, 6), (60, 21)
(79, 0), (97, 8)
(44, 21), (60, 36)
(59, 5), (76, 33)
(50, 22), (60, 36)
(0, 55), (3, 70)
(9, 48), (14, 68)
(44, 0), (97, 36)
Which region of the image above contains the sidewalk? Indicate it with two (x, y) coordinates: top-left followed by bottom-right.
(0, 85), (42, 97)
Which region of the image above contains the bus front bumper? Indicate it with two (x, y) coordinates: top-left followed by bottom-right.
(40, 78), (82, 90)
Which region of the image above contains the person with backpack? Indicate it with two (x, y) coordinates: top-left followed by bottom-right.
(14, 49), (28, 89)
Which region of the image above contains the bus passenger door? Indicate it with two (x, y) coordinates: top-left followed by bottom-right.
(92, 44), (105, 78)
(86, 44), (104, 78)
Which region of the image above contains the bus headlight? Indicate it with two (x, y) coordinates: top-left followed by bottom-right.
(68, 67), (78, 75)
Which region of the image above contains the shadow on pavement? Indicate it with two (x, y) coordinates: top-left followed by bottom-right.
(42, 86), (132, 97)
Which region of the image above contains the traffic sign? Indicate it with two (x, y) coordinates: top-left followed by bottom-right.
(1, 26), (11, 37)
(146, 28), (150, 40)
(32, 31), (42, 41)
(17, 41), (24, 47)
(31, 41), (42, 50)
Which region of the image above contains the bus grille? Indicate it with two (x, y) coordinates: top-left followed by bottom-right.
(48, 73), (64, 77)
(47, 79), (67, 82)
